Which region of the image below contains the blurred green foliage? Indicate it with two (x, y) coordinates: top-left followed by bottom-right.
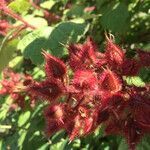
(0, 0), (149, 149)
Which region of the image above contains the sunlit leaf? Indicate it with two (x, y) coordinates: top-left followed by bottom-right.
(8, 0), (31, 14)
(18, 21), (89, 65)
(18, 111), (31, 127)
(101, 3), (129, 33)
(0, 39), (18, 73)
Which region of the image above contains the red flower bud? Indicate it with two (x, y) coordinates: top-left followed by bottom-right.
(44, 104), (64, 122)
(99, 69), (122, 93)
(42, 51), (66, 79)
(73, 70), (98, 90)
(68, 37), (97, 70)
(0, 20), (10, 36)
(105, 38), (124, 69)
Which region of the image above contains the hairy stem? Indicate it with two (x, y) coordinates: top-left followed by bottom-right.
(2, 7), (36, 29)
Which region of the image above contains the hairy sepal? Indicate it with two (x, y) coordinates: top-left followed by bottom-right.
(42, 51), (66, 79)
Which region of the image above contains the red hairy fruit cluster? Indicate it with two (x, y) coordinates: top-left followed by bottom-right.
(28, 36), (150, 150)
(0, 36), (149, 149)
(0, 68), (35, 108)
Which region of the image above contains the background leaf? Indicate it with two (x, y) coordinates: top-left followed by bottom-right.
(101, 3), (129, 33)
(137, 135), (150, 150)
(0, 39), (18, 73)
(8, 0), (31, 14)
(40, 0), (56, 10)
(18, 21), (89, 65)
(123, 76), (146, 87)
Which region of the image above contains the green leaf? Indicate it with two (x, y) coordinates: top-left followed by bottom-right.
(72, 139), (81, 149)
(50, 138), (68, 150)
(0, 140), (3, 150)
(137, 135), (150, 150)
(18, 129), (28, 148)
(14, 15), (48, 28)
(0, 96), (13, 121)
(65, 5), (85, 18)
(20, 117), (46, 150)
(0, 39), (18, 73)
(37, 143), (50, 150)
(123, 76), (145, 87)
(8, 0), (31, 14)
(101, 3), (129, 33)
(40, 0), (56, 10)
(143, 43), (150, 52)
(18, 21), (89, 65)
(18, 111), (31, 127)
(8, 56), (23, 69)
(118, 139), (128, 150)
(18, 26), (53, 64)
(61, 0), (69, 5)
(31, 103), (46, 119)
(51, 130), (66, 144)
(119, 135), (150, 150)
(32, 67), (45, 80)
(2, 132), (19, 150)
(22, 15), (48, 28)
(139, 67), (150, 83)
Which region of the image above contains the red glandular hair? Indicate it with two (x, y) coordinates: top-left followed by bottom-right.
(105, 37), (124, 70)
(68, 37), (98, 71)
(42, 51), (66, 79)
(1, 36), (149, 150)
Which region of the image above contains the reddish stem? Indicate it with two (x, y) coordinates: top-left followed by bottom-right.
(2, 7), (36, 29)
(29, 0), (41, 10)
(74, 97), (84, 110)
(29, 0), (60, 24)
(8, 25), (26, 41)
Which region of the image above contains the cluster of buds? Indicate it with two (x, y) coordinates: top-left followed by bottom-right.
(0, 1), (11, 36)
(0, 20), (11, 36)
(27, 36), (150, 150)
(0, 68), (35, 108)
(0, 36), (149, 149)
